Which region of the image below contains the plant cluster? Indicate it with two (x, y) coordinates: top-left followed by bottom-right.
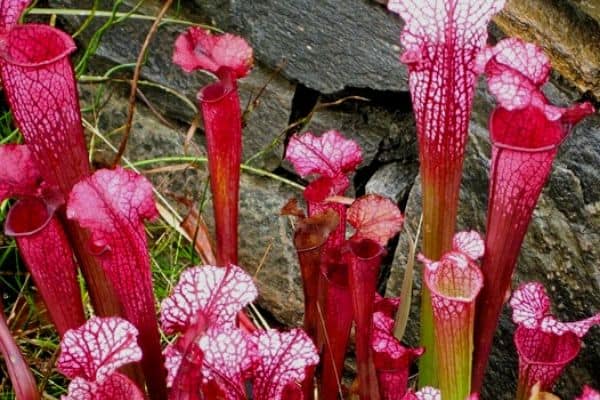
(0, 0), (597, 400)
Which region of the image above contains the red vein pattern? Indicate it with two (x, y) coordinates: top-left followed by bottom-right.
(0, 145), (83, 336)
(160, 265), (257, 397)
(509, 282), (600, 399)
(67, 167), (166, 400)
(387, 0), (505, 255)
(510, 282), (600, 338)
(173, 29), (253, 267)
(0, 24), (90, 197)
(160, 265), (258, 335)
(162, 289), (318, 400)
(163, 341), (208, 399)
(0, 15), (123, 317)
(513, 326), (580, 400)
(472, 38), (595, 391)
(58, 317), (144, 400)
(287, 130), (362, 248)
(346, 239), (385, 400)
(64, 373), (145, 400)
(0, 145), (41, 200)
(58, 317), (142, 382)
(0, 15), (125, 318)
(251, 329), (319, 400)
(10, 202), (84, 336)
(372, 306), (424, 400)
(286, 130), (362, 181)
(198, 328), (251, 399)
(319, 247), (354, 399)
(451, 231), (484, 261)
(401, 387), (441, 400)
(292, 209), (339, 350)
(0, 0), (28, 31)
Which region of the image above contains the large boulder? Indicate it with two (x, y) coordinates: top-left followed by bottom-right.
(195, 0), (409, 93)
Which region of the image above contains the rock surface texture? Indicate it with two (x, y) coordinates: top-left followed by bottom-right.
(46, 0), (600, 398)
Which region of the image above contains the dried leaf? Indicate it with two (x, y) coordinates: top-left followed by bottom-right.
(181, 206), (217, 265)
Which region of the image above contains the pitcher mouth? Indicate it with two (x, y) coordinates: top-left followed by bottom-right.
(425, 258), (483, 303)
(197, 67), (236, 104)
(514, 326), (581, 367)
(348, 238), (384, 261)
(489, 107), (566, 153)
(4, 196), (55, 237)
(0, 24), (76, 67)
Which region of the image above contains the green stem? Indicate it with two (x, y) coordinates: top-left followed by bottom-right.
(434, 306), (475, 400)
(418, 164), (463, 388)
(424, 253), (482, 400)
(418, 287), (437, 387)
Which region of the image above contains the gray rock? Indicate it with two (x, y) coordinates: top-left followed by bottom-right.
(304, 104), (414, 169)
(49, 0), (295, 170)
(376, 111), (419, 164)
(365, 162), (418, 204)
(195, 0), (408, 94)
(236, 174), (304, 326)
(77, 84), (204, 166)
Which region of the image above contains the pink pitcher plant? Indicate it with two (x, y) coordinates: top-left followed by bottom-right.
(173, 27), (253, 266)
(472, 38), (595, 390)
(509, 282), (600, 400)
(418, 231), (484, 400)
(287, 131), (408, 399)
(387, 0), (506, 384)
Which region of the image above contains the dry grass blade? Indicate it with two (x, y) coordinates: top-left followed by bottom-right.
(393, 213), (423, 341)
(317, 302), (344, 400)
(325, 195), (355, 206)
(248, 303), (270, 330)
(180, 207), (217, 265)
(183, 114), (200, 155)
(253, 239), (274, 279)
(112, 0), (174, 167)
